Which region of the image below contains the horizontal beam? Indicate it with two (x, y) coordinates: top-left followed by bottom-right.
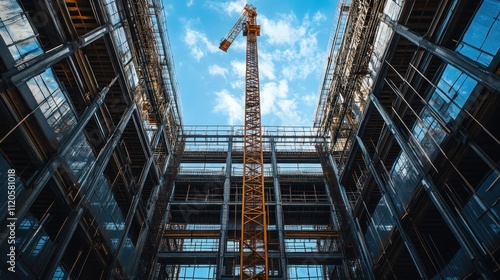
(1, 24), (111, 89)
(382, 15), (500, 92)
(163, 230), (340, 238)
(284, 231), (339, 238)
(168, 201), (331, 206)
(157, 251), (343, 265)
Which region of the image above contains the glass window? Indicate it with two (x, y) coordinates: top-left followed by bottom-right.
(26, 69), (77, 141)
(88, 174), (130, 255)
(457, 0), (500, 66)
(389, 152), (419, 209)
(63, 133), (95, 182)
(52, 265), (70, 280)
(31, 233), (49, 256)
(430, 65), (478, 122)
(103, 0), (121, 25)
(172, 265), (216, 280)
(0, 1), (43, 63)
(364, 195), (395, 260)
(118, 234), (135, 274)
(462, 171), (500, 251)
(288, 265), (324, 280)
(112, 27), (138, 88)
(112, 27), (131, 64)
(285, 239), (319, 252)
(432, 248), (473, 280)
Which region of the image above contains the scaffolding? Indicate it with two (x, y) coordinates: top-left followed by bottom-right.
(125, 0), (182, 144)
(314, 0), (383, 174)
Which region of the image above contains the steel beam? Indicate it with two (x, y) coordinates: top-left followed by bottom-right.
(1, 24), (111, 90)
(382, 16), (500, 93)
(324, 150), (376, 280)
(270, 138), (288, 279)
(107, 155), (154, 278)
(216, 135), (233, 279)
(40, 208), (84, 279)
(79, 103), (136, 201)
(356, 136), (429, 279)
(41, 103), (136, 280)
(157, 252), (343, 265)
(369, 93), (494, 278)
(0, 76), (117, 247)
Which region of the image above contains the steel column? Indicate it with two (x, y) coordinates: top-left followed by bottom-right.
(356, 136), (429, 279)
(324, 151), (376, 280)
(369, 93), (494, 278)
(79, 103), (136, 200)
(381, 16), (500, 92)
(40, 208), (84, 279)
(217, 135), (233, 279)
(270, 138), (287, 279)
(322, 178), (351, 279)
(107, 155), (154, 279)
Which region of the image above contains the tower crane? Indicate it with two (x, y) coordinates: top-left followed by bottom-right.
(219, 4), (268, 279)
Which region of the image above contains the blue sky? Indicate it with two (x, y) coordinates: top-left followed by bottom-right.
(164, 0), (338, 126)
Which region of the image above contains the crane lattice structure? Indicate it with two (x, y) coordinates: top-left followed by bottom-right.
(219, 4), (268, 280)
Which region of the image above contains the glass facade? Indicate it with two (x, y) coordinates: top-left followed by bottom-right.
(362, 1), (500, 271)
(315, 0), (500, 278)
(0, 0), (182, 278)
(0, 0), (42, 63)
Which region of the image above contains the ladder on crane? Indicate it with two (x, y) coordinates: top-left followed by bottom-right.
(219, 4), (268, 280)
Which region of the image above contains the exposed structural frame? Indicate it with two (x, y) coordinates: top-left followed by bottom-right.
(0, 0), (183, 278)
(219, 5), (268, 279)
(156, 125), (367, 279)
(314, 0), (500, 278)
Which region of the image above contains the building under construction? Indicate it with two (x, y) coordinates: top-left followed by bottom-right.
(0, 0), (499, 279)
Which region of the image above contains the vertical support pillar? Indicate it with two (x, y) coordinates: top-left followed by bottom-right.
(217, 135), (233, 279)
(107, 155), (154, 278)
(369, 93), (494, 278)
(323, 180), (350, 279)
(270, 138), (287, 279)
(356, 136), (429, 279)
(323, 149), (376, 280)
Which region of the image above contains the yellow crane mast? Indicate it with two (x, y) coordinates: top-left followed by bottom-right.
(219, 4), (268, 279)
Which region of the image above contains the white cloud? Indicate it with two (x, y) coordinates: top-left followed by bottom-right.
(313, 11), (327, 23)
(213, 89), (244, 124)
(259, 52), (276, 81)
(277, 98), (302, 125)
(207, 8), (326, 126)
(186, 0), (194, 7)
(208, 64), (228, 78)
(224, 0), (247, 15)
(260, 80), (288, 115)
(301, 93), (318, 106)
(230, 80), (244, 89)
(183, 25), (219, 61)
(208, 0), (247, 16)
(260, 13), (306, 46)
(230, 39), (246, 52)
(230, 60), (246, 77)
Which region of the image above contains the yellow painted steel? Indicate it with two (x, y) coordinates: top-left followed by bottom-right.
(219, 5), (268, 279)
